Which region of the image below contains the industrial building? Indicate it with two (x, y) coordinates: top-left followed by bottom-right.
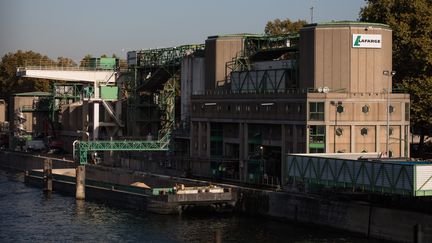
(13, 22), (410, 185)
(188, 22), (410, 182)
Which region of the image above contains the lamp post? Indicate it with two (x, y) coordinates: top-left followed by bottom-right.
(330, 101), (342, 153)
(383, 70), (396, 157)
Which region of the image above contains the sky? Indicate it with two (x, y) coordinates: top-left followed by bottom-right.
(0, 0), (366, 61)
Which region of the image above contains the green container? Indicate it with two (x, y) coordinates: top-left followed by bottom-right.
(88, 58), (118, 69)
(99, 58), (117, 69)
(101, 86), (119, 100)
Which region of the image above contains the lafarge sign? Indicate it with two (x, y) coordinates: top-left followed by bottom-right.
(352, 34), (382, 48)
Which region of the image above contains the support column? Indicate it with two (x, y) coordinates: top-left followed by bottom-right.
(376, 125), (381, 153)
(93, 82), (100, 140)
(281, 124), (286, 186)
(238, 123), (244, 181)
(93, 103), (99, 140)
(243, 123), (248, 182)
(206, 121), (211, 158)
(76, 165), (86, 200)
(82, 100), (89, 136)
(325, 125), (331, 153)
(115, 101), (123, 136)
(400, 125), (404, 157)
(293, 124), (298, 152)
(351, 125), (356, 153)
(43, 158), (52, 193)
(197, 122), (202, 157)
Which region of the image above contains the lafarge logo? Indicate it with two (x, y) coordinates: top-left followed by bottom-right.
(352, 34), (382, 48)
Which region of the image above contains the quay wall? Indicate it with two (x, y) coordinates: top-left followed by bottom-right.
(0, 150), (74, 170)
(1, 151), (431, 242)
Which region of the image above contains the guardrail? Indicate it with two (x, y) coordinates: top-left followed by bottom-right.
(285, 154), (432, 196)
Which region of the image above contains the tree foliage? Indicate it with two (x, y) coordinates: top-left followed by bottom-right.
(264, 18), (307, 35)
(0, 50), (53, 101)
(360, 0), (432, 150)
(80, 54), (93, 67)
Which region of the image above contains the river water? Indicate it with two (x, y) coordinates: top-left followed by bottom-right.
(0, 169), (381, 243)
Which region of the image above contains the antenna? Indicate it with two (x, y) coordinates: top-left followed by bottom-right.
(310, 0), (314, 23)
(310, 6), (314, 23)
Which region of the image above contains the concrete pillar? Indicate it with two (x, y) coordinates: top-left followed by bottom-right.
(293, 124), (298, 152)
(239, 123), (244, 181)
(93, 81), (100, 140)
(190, 121), (195, 157)
(376, 125), (381, 153)
(76, 165), (85, 200)
(198, 122), (202, 157)
(243, 123), (248, 182)
(206, 121), (211, 158)
(325, 125), (331, 153)
(82, 101), (89, 136)
(115, 101), (122, 136)
(281, 124), (286, 185)
(93, 103), (99, 140)
(351, 125), (356, 153)
(43, 158), (52, 192)
(414, 224), (424, 243)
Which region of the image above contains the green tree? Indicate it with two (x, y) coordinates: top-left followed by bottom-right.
(80, 54), (93, 67)
(0, 50), (53, 101)
(360, 0), (432, 153)
(56, 56), (76, 67)
(265, 18), (307, 35)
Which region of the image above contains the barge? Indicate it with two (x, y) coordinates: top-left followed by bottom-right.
(24, 168), (236, 215)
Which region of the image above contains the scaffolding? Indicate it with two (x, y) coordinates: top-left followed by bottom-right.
(224, 34), (300, 87)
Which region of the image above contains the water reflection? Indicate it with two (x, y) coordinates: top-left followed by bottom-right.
(0, 169), (380, 243)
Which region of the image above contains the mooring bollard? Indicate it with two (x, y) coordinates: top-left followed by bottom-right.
(43, 158), (52, 192)
(76, 165), (85, 200)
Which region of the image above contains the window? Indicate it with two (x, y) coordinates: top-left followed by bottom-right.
(309, 125), (325, 153)
(285, 104), (291, 112)
(227, 105), (231, 111)
(309, 102), (324, 121)
(405, 103), (410, 121)
(336, 127), (343, 136)
(389, 105), (395, 113)
(297, 104), (302, 113)
(389, 127), (394, 136)
(361, 128), (368, 136)
(362, 105), (370, 113)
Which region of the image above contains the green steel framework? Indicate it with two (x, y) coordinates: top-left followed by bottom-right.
(224, 34), (300, 86)
(77, 45), (205, 164)
(285, 155), (432, 197)
(77, 133), (170, 164)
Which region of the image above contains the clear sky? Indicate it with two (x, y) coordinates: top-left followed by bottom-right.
(0, 0), (366, 61)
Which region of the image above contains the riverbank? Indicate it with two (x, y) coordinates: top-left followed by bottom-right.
(1, 150), (431, 242)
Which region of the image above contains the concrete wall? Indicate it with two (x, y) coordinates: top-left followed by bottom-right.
(299, 23), (393, 93)
(0, 99), (6, 122)
(237, 188), (432, 242)
(0, 151), (74, 170)
(205, 36), (243, 90)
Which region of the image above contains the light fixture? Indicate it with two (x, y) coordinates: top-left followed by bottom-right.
(261, 102), (274, 106)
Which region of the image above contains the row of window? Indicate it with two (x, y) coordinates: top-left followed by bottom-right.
(335, 127), (394, 136)
(309, 102), (397, 121)
(194, 103), (304, 114)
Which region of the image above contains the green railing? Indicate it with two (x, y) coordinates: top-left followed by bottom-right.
(285, 155), (432, 196)
(76, 134), (170, 164)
